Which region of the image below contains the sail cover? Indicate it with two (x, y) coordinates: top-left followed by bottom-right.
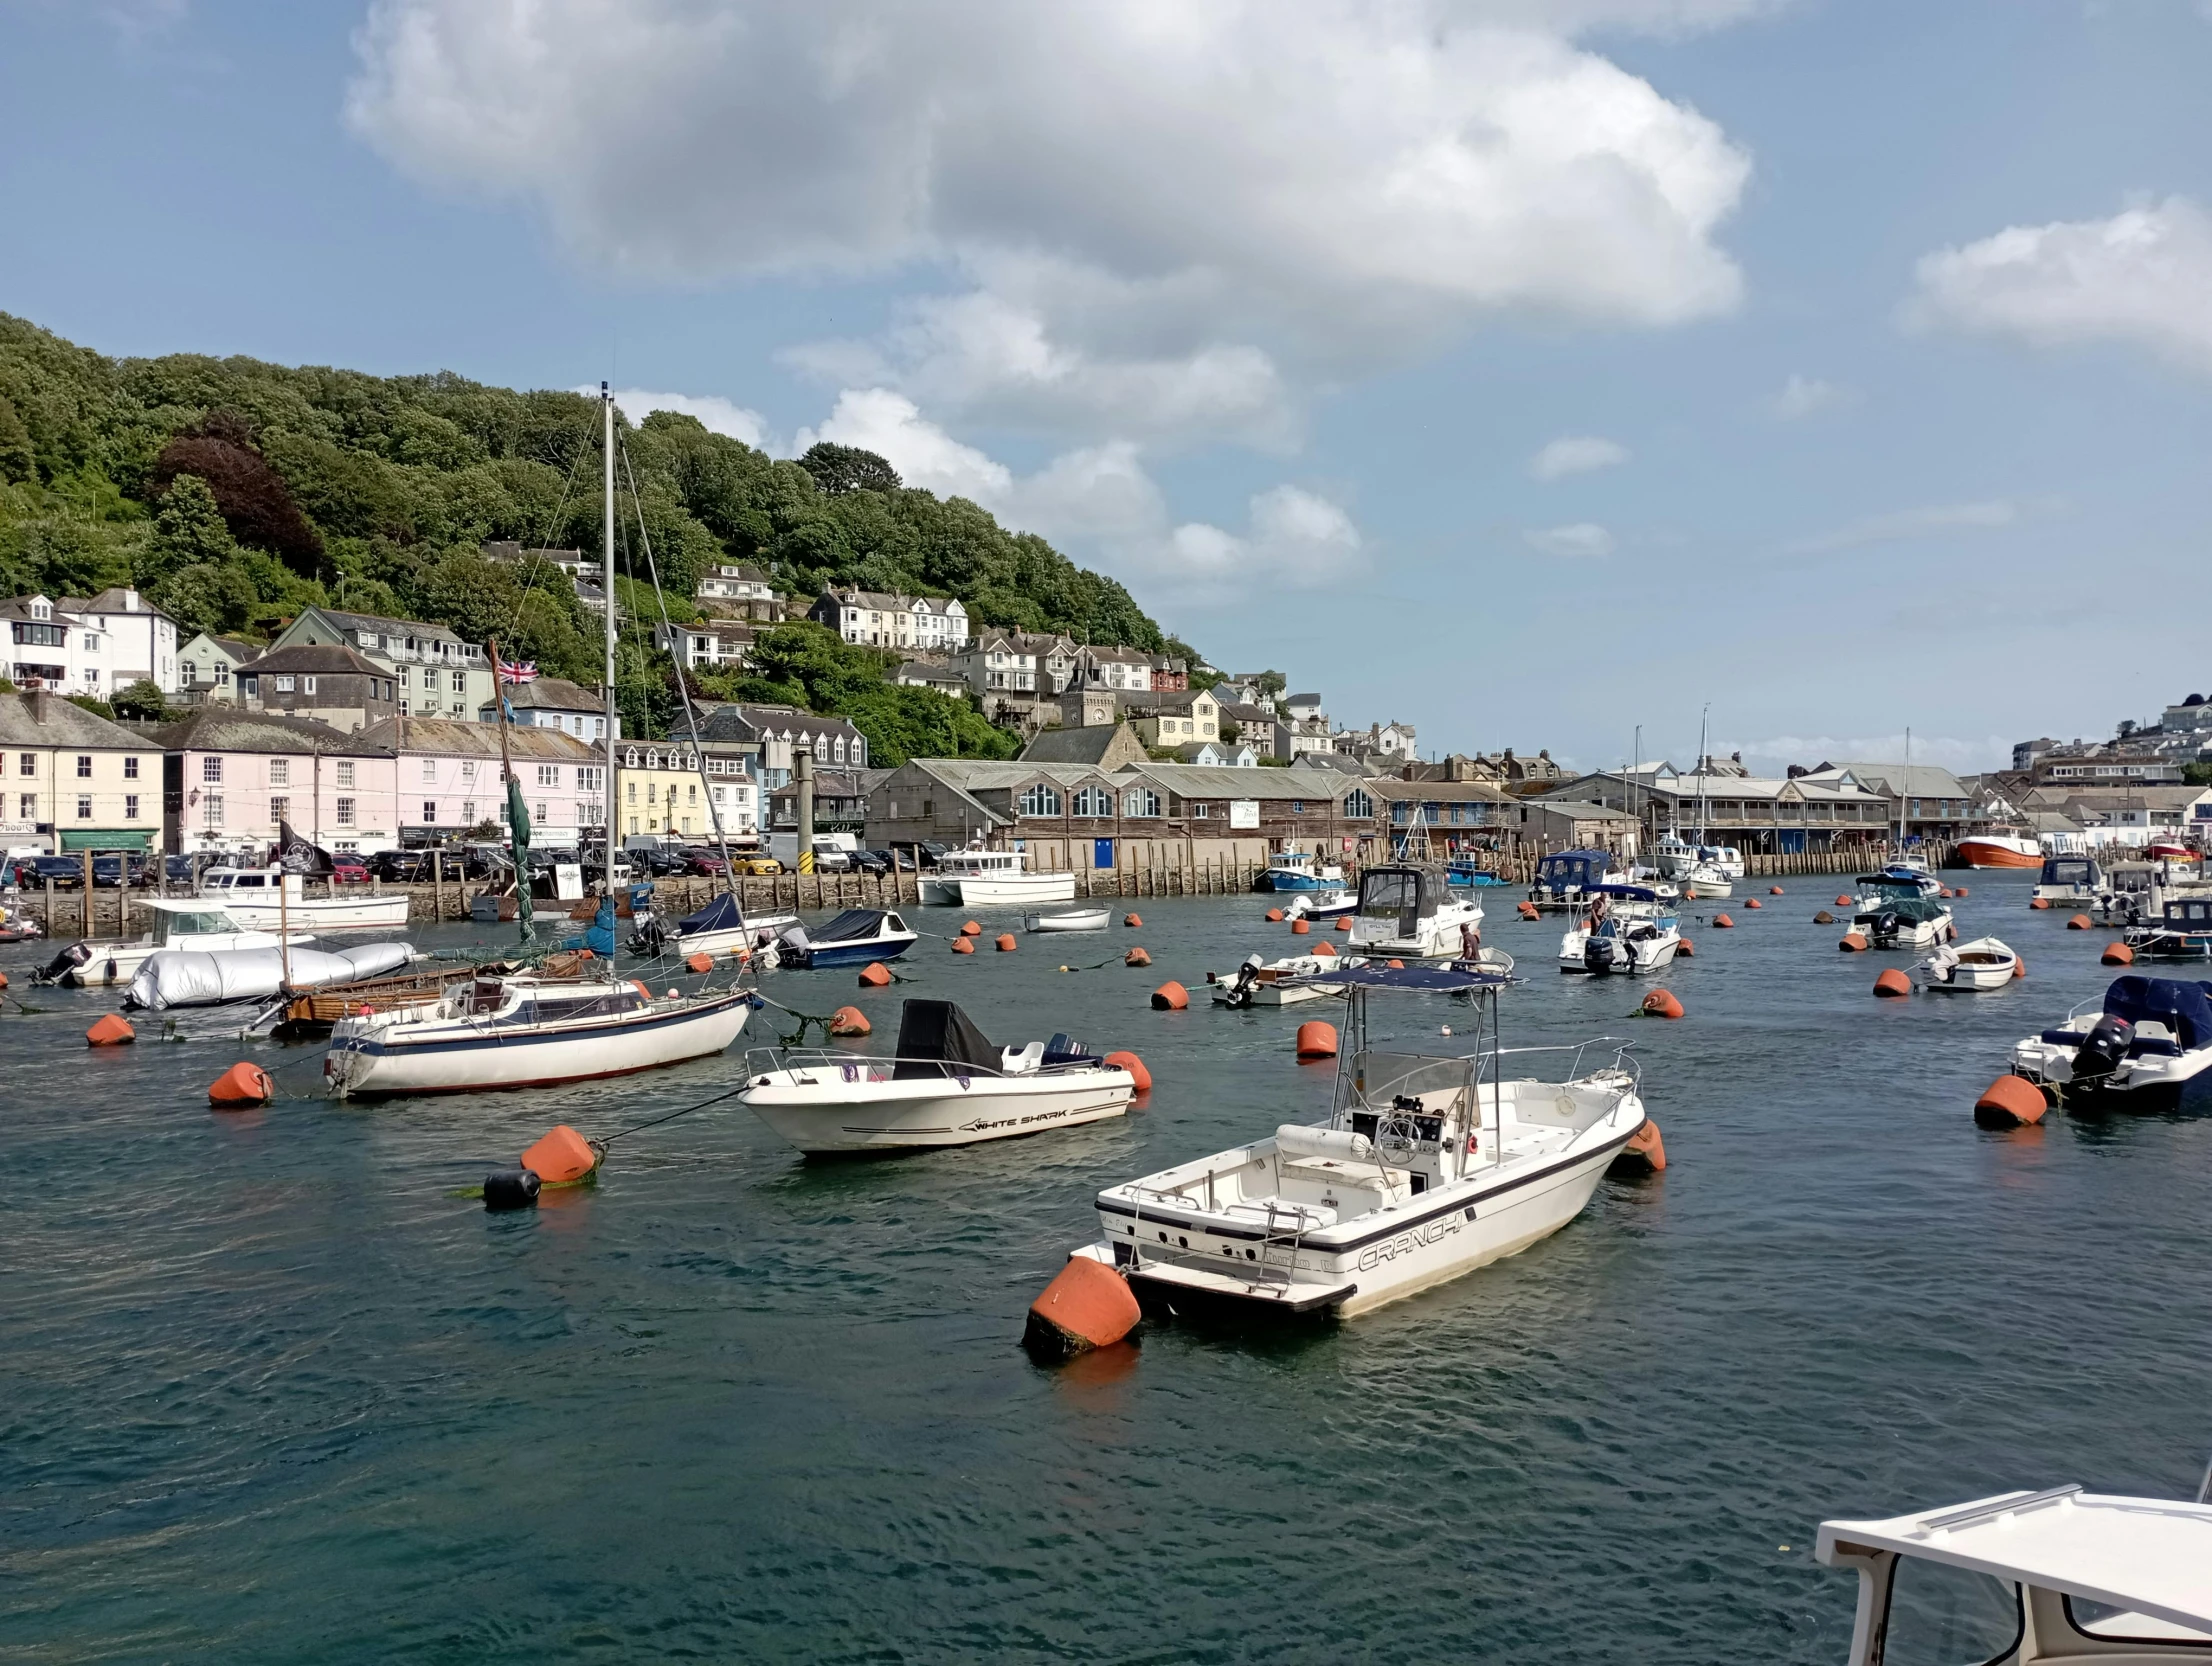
(2103, 976), (2212, 1050)
(675, 892), (746, 935)
(892, 999), (1000, 1079)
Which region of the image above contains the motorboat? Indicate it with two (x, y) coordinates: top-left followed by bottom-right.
(629, 891), (798, 961)
(37, 898), (314, 987)
(772, 908), (919, 969)
(738, 998), (1136, 1154)
(1679, 861), (1734, 900)
(1281, 888), (1356, 920)
(2124, 895), (2212, 961)
(1558, 884), (1682, 975)
(1529, 849), (1626, 911)
(1026, 906), (1110, 933)
(917, 846), (1077, 907)
(2146, 838), (2199, 863)
(2035, 854), (2107, 909)
(1816, 1484), (2212, 1664)
(1847, 892), (1954, 950)
(1445, 860), (1510, 889)
(1916, 935), (2020, 991)
(324, 972), (754, 1097)
(1347, 864), (1485, 959)
(126, 940), (416, 1011)
(1851, 863), (1944, 904)
(1653, 834), (1744, 881)
(1257, 849), (1344, 893)
(1956, 831), (2044, 868)
(1212, 950), (1351, 1007)
(2009, 975), (2212, 1112)
(1072, 962), (1646, 1318)
(0, 900), (43, 943)
(199, 866), (412, 932)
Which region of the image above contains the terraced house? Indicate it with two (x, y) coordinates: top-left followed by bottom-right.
(356, 716), (602, 846)
(0, 689), (160, 856)
(147, 708), (399, 857)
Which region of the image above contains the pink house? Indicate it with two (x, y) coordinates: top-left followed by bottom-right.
(150, 709), (403, 856)
(357, 716), (605, 845)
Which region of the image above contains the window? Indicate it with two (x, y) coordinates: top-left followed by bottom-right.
(215, 663), (230, 685)
(578, 767), (601, 792)
(422, 759), (436, 783)
(1123, 788), (1162, 818)
(275, 675), (296, 692)
(75, 754), (92, 778)
(17, 792), (33, 818)
(536, 803), (548, 823)
(203, 757), (223, 784)
(687, 784), (697, 805)
(537, 764), (559, 788)
(422, 800), (437, 823)
(627, 781), (637, 804)
(831, 736), (846, 763)
(1073, 785), (1111, 817)
(1191, 802), (1210, 818)
(1019, 783), (1063, 817)
(269, 759), (290, 787)
(336, 761), (355, 789)
(461, 761), (477, 783)
(1291, 800), (1305, 814)
(303, 676), (317, 695)
(16, 753), (30, 776)
(124, 794), (139, 819)
(270, 796), (289, 821)
(1343, 789), (1374, 819)
(76, 795), (92, 818)
(336, 797), (355, 826)
(204, 794), (224, 825)
(461, 800), (476, 823)
(123, 755), (139, 780)
(83, 632), (99, 651)
(399, 667), (411, 688)
(452, 670), (466, 692)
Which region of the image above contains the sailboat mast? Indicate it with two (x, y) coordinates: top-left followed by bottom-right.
(603, 382), (620, 962)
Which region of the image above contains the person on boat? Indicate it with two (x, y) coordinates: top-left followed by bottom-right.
(1460, 921), (1482, 958)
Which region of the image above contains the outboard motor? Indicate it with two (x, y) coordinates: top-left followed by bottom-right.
(2071, 1013), (2133, 1086)
(1221, 952), (1265, 1008)
(1583, 935), (1621, 975)
(627, 915), (668, 958)
(37, 940), (91, 985)
(1872, 908), (1902, 945)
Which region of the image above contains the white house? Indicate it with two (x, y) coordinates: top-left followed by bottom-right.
(272, 606), (493, 721)
(3, 594), (112, 696)
(652, 619), (757, 673)
(57, 588), (181, 693)
(1074, 644), (1154, 694)
(177, 632), (257, 703)
(810, 588), (971, 653)
(477, 675), (614, 743)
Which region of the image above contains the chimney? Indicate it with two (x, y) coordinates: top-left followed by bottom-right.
(29, 689), (51, 723)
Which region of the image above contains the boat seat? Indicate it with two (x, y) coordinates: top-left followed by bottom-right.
(2040, 1029), (2088, 1046)
(2128, 1021), (2182, 1058)
(1000, 1041), (1045, 1075)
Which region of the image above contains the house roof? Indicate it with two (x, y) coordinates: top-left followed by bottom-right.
(1021, 722), (1146, 767)
(354, 716), (597, 759)
(148, 708), (392, 755)
(236, 643), (390, 678)
(696, 703), (862, 744)
(0, 594), (81, 625)
(492, 675), (602, 713)
(1528, 798), (1640, 823)
(57, 587), (174, 621)
(1117, 762), (1361, 800)
(1367, 778), (1514, 804)
(0, 690), (148, 750)
(309, 606), (466, 646)
(895, 660), (966, 684)
(1804, 761), (1970, 798)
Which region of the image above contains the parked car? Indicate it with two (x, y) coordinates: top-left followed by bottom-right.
(21, 854), (89, 889)
(90, 854), (153, 888)
(163, 854), (202, 884)
(849, 849), (892, 876)
(682, 847), (730, 877)
(369, 849), (436, 884)
(735, 854), (784, 877)
(330, 853), (371, 885)
(886, 840), (949, 870)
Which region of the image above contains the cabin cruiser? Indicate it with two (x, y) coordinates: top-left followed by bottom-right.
(2096, 860), (2209, 929)
(324, 972), (753, 1097)
(1348, 865), (1485, 959)
(2009, 975), (2212, 1112)
(37, 898), (313, 987)
(1281, 888), (1356, 920)
(1257, 849), (1344, 893)
(200, 866), (412, 932)
(917, 846), (1077, 907)
(629, 891), (798, 961)
(2124, 895), (2212, 961)
(1848, 863), (1944, 905)
(738, 999), (1136, 1154)
(1817, 1484), (2212, 1664)
(2035, 854), (2106, 910)
(1847, 891), (1954, 950)
(1678, 861), (1733, 900)
(1529, 849), (1627, 911)
(1558, 884), (1682, 975)
(1654, 834), (1744, 880)
(1956, 831), (2045, 868)
(1072, 963), (1646, 1318)
(771, 908), (919, 969)
(1916, 935), (2020, 991)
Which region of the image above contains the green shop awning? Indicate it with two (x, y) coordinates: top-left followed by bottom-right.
(58, 829), (155, 852)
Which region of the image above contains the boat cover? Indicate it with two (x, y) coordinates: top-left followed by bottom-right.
(2103, 976), (2212, 1050)
(893, 999), (1000, 1079)
(675, 892), (746, 934)
(813, 909), (887, 944)
(1588, 883), (1661, 901)
(1871, 896), (1947, 924)
(1283, 963), (1509, 992)
(2041, 857), (2099, 886)
(126, 942), (415, 1010)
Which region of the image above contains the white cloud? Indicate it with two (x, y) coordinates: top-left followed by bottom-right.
(1771, 373), (1844, 419)
(1783, 499), (2018, 556)
(1530, 435), (1629, 479)
(1734, 733), (2012, 775)
(1909, 196), (2212, 374)
(588, 386), (770, 449)
(349, 1), (1753, 443)
(792, 389), (1010, 503)
(1525, 522), (1616, 557)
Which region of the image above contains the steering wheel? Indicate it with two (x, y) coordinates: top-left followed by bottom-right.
(1374, 1109), (1421, 1166)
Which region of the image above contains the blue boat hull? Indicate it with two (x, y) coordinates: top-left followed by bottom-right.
(798, 936), (917, 968)
(1260, 872), (1331, 892)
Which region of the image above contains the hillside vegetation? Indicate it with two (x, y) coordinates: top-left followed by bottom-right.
(0, 313), (1188, 761)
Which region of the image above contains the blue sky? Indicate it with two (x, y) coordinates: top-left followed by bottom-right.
(5, 1), (2211, 775)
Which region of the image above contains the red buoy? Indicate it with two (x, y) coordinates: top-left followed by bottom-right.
(1150, 982), (1189, 1011)
(1713, 913), (1735, 929)
(960, 920), (983, 936)
(1873, 968), (1911, 998)
(2030, 897), (2051, 910)
(951, 936), (976, 954)
(828, 1005), (871, 1037)
(1336, 916), (1354, 931)
(685, 952), (714, 974)
(1611, 1119), (1667, 1173)
(1290, 917), (1310, 935)
(1265, 907), (1284, 922)
(1676, 937), (1695, 956)
(1974, 1075), (2048, 1128)
(1839, 931), (1868, 951)
(1024, 1255), (1141, 1358)
(2102, 942), (2134, 966)
(1125, 946), (1151, 966)
(207, 1061), (273, 1108)
(1836, 895), (1855, 907)
(86, 1014), (134, 1047)
(2066, 914), (2091, 930)
(521, 1124), (600, 1185)
(1104, 1050), (1151, 1093)
(857, 961), (893, 986)
(1769, 885), (1784, 895)
(996, 933), (1017, 952)
(1640, 988), (1683, 1020)
(1313, 941), (1337, 957)
(1123, 913), (1142, 927)
(1295, 1020), (1339, 1058)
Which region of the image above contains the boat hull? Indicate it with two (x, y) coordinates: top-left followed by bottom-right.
(797, 935), (917, 968)
(743, 1069), (1132, 1153)
(211, 892), (413, 932)
(1026, 908), (1110, 932)
(1957, 838), (2042, 869)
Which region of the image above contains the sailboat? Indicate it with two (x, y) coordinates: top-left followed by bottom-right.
(323, 386), (753, 1099)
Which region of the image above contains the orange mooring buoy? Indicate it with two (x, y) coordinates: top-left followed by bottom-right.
(960, 920), (983, 937)
(86, 1014), (135, 1047)
(1125, 946), (1151, 967)
(1518, 900), (1539, 919)
(1290, 917), (1311, 935)
(521, 1124), (600, 1185)
(1123, 913), (1142, 927)
(2103, 942), (2134, 966)
(685, 952), (714, 974)
(1313, 941), (1336, 957)
(1814, 910), (1836, 925)
(1295, 1020), (1339, 1059)
(1676, 937), (1695, 956)
(951, 935), (976, 954)
(1386, 958), (1405, 969)
(1611, 1119), (1667, 1173)
(857, 961), (892, 987)
(1836, 894), (1855, 907)
(1024, 1255), (1142, 1358)
(207, 1061), (273, 1108)
(1265, 907), (1285, 922)
(1150, 981), (1189, 1011)
(1337, 916), (1354, 931)
(996, 933), (1017, 952)
(2066, 914), (2091, 930)
(1839, 930), (1869, 951)
(1713, 913), (1735, 929)
(1974, 1075), (2048, 1128)
(1104, 1050), (1151, 1092)
(1954, 885), (1969, 897)
(828, 1005), (871, 1037)
(2030, 897), (2051, 910)
(1873, 968), (1912, 998)
(1640, 988), (1683, 1020)
(1769, 885), (1784, 895)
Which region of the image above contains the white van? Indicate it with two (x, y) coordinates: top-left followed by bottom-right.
(767, 831), (858, 872)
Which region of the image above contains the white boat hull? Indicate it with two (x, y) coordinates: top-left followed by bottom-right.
(211, 891), (413, 932)
(1345, 898), (1485, 959)
(742, 1066), (1133, 1153)
(326, 991), (751, 1096)
(1558, 926), (1682, 974)
(923, 871), (1078, 907)
(1027, 908), (1110, 933)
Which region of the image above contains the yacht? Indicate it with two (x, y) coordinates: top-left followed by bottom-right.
(1347, 864), (1485, 959)
(1846, 886), (1955, 950)
(1529, 849), (1627, 911)
(200, 866), (412, 932)
(738, 999), (1136, 1154)
(37, 897), (313, 987)
(631, 890), (798, 961)
(1816, 1484), (2212, 1664)
(1257, 849), (1345, 893)
(1916, 935), (2020, 991)
(1678, 861), (1734, 900)
(1072, 963), (1646, 1317)
(918, 846), (1077, 907)
(1558, 884), (1682, 975)
(2008, 974), (2212, 1112)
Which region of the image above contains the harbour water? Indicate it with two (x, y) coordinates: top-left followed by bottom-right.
(6, 873), (2211, 1662)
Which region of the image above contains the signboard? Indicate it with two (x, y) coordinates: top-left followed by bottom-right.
(1229, 800), (1260, 830)
(553, 863), (583, 901)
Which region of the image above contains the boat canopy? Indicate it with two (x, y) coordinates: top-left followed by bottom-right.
(1588, 883), (1661, 901)
(1537, 850), (1611, 886)
(1871, 896), (1947, 924)
(2104, 975), (2212, 1050)
(2162, 898), (2212, 929)
(892, 999), (1001, 1079)
(1284, 963), (1509, 992)
(1357, 865), (1443, 920)
(2040, 856), (2100, 887)
(675, 892), (747, 934)
(813, 908), (890, 943)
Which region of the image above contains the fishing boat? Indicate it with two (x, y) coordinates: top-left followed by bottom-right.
(917, 846), (1077, 907)
(1558, 884), (1682, 975)
(1816, 1484), (2212, 1664)
(738, 998), (1136, 1154)
(1347, 864), (1486, 959)
(1846, 889), (1954, 949)
(1257, 849), (1344, 893)
(1026, 906), (1110, 933)
(198, 866), (412, 932)
(2035, 854), (2107, 909)
(2124, 895), (2212, 961)
(37, 897), (314, 987)
(1445, 860), (1510, 889)
(2009, 975), (2212, 1112)
(773, 908), (919, 968)
(1281, 887), (1356, 919)
(1529, 849), (1627, 911)
(1653, 833), (1746, 882)
(1956, 831), (2044, 868)
(127, 940), (415, 1011)
(1916, 935), (2019, 991)
(1071, 962), (1646, 1318)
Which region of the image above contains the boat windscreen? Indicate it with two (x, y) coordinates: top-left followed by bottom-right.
(676, 892), (746, 933)
(1876, 897), (1947, 923)
(2104, 976), (2212, 1050)
(892, 999), (1001, 1078)
(2042, 859), (2094, 885)
(814, 909), (886, 942)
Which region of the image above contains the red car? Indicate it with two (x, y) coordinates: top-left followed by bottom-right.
(682, 847), (730, 877)
(331, 853), (371, 885)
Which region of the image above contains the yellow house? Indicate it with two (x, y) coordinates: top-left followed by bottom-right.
(0, 689), (163, 854)
(1127, 688), (1220, 751)
(615, 740), (758, 843)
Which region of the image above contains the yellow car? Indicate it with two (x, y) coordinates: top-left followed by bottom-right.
(735, 855), (784, 876)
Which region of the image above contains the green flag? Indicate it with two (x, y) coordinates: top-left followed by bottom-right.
(506, 774), (535, 944)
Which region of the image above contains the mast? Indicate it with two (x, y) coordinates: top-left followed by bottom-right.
(1901, 725), (1911, 854)
(602, 381), (620, 973)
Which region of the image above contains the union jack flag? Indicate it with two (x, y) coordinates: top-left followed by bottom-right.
(494, 657), (539, 684)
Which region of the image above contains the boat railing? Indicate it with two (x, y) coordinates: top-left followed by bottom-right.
(1491, 1037), (1641, 1091)
(743, 1045), (1110, 1082)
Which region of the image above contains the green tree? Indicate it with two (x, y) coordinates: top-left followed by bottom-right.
(138, 473), (237, 586)
(111, 679), (172, 721)
(797, 442), (900, 497)
(149, 560), (258, 638)
(0, 394), (33, 483)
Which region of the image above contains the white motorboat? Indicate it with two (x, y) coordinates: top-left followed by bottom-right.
(739, 999), (1135, 1154)
(2010, 974), (2212, 1113)
(1075, 962), (1646, 1318)
(1679, 861), (1734, 900)
(1558, 885), (1682, 975)
(1654, 834), (1745, 881)
(918, 846), (1077, 907)
(1846, 873), (1955, 948)
(37, 898), (314, 987)
(1280, 888), (1357, 920)
(1817, 1484), (2212, 1663)
(1211, 950), (1349, 1007)
(1916, 934), (2019, 991)
(2036, 853), (2107, 909)
(631, 891), (799, 960)
(324, 972), (753, 1097)
(200, 866), (412, 932)
(126, 940), (415, 1010)
(1026, 906), (1110, 933)
(1347, 865), (1485, 959)
(1529, 849), (1626, 910)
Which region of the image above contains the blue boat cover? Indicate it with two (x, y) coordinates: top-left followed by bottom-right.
(676, 892), (746, 933)
(1588, 883), (1660, 901)
(2102, 976), (2212, 1050)
(1282, 963), (1509, 992)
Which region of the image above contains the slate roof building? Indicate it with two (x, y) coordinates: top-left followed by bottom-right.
(0, 688), (163, 853)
